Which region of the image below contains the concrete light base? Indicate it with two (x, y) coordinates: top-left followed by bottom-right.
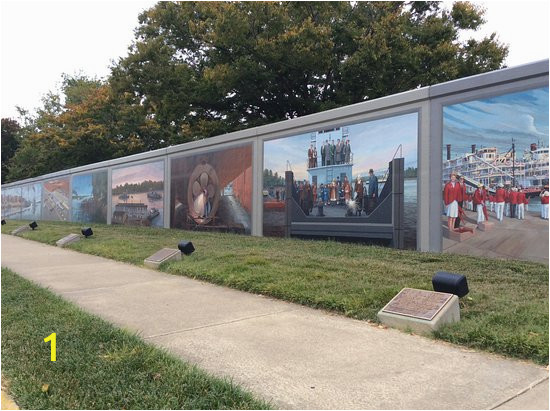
(144, 248), (181, 269)
(477, 221), (494, 231)
(56, 233), (80, 248)
(11, 225), (30, 235)
(378, 294), (460, 335)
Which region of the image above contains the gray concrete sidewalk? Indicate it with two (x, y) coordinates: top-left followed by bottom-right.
(1, 234), (548, 409)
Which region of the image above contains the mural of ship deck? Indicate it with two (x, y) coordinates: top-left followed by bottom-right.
(263, 121), (413, 247)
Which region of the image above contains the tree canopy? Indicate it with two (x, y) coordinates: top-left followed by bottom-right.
(3, 1), (508, 182)
(1, 118), (22, 183)
(5, 75), (147, 182)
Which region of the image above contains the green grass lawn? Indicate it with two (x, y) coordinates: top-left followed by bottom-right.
(1, 267), (270, 410)
(2, 220), (548, 365)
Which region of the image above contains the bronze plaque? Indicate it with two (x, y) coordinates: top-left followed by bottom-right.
(382, 288), (453, 321)
(147, 248), (179, 263)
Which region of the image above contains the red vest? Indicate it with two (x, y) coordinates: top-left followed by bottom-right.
(542, 194), (549, 205)
(456, 182), (466, 202)
(495, 188), (506, 202)
(473, 189), (485, 205)
(517, 192), (526, 204)
(510, 191), (519, 204)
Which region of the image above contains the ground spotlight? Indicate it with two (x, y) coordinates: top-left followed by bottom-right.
(1, 219), (6, 225)
(81, 227), (93, 238)
(178, 240), (195, 255)
(432, 271), (469, 297)
(29, 221), (38, 230)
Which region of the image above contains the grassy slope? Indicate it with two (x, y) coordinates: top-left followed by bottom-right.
(2, 220), (548, 364)
(1, 268), (270, 410)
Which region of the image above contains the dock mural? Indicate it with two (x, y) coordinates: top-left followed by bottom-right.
(42, 178), (70, 221)
(442, 86), (549, 261)
(72, 171), (108, 223)
(170, 144), (253, 234)
(111, 161), (164, 227)
(263, 113), (418, 248)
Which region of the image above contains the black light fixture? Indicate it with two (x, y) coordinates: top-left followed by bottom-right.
(1, 219), (6, 225)
(81, 227), (93, 238)
(178, 240), (195, 255)
(432, 271), (469, 298)
(29, 221), (38, 230)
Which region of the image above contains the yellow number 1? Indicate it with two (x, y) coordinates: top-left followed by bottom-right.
(44, 333), (56, 361)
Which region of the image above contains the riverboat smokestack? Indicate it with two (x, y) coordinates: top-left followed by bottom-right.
(446, 144), (451, 160)
(531, 143), (537, 151)
(471, 144), (476, 153)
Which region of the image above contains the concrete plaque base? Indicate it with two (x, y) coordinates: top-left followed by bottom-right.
(144, 248), (181, 269)
(56, 233), (80, 248)
(11, 225), (30, 235)
(477, 221), (494, 231)
(377, 288), (460, 335)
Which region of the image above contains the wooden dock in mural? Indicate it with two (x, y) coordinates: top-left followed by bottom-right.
(442, 210), (549, 264)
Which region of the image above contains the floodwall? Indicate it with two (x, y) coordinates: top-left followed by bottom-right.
(2, 60), (548, 260)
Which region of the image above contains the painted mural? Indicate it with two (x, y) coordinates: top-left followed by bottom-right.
(21, 183), (42, 220)
(72, 171), (108, 223)
(42, 178), (70, 221)
(171, 144), (253, 234)
(1, 187), (23, 219)
(442, 86), (549, 262)
(263, 113), (418, 248)
(111, 161), (164, 227)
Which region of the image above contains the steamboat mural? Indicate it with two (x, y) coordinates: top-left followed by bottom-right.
(442, 86), (549, 262)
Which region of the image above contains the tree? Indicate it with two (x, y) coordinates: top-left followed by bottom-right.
(1, 118), (22, 183)
(5, 75), (148, 181)
(263, 169), (285, 187)
(6, 2), (509, 181)
(109, 1), (507, 142)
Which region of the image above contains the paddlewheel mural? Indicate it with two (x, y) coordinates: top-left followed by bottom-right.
(187, 161), (220, 225)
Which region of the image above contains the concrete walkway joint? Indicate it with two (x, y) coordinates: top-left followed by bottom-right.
(143, 308), (298, 340)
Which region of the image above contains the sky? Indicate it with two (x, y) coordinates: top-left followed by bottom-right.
(443, 86), (549, 158)
(1, 0), (157, 119)
(72, 173), (94, 197)
(1, 1), (549, 119)
(21, 183), (41, 201)
(111, 161), (164, 187)
(264, 113), (418, 181)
